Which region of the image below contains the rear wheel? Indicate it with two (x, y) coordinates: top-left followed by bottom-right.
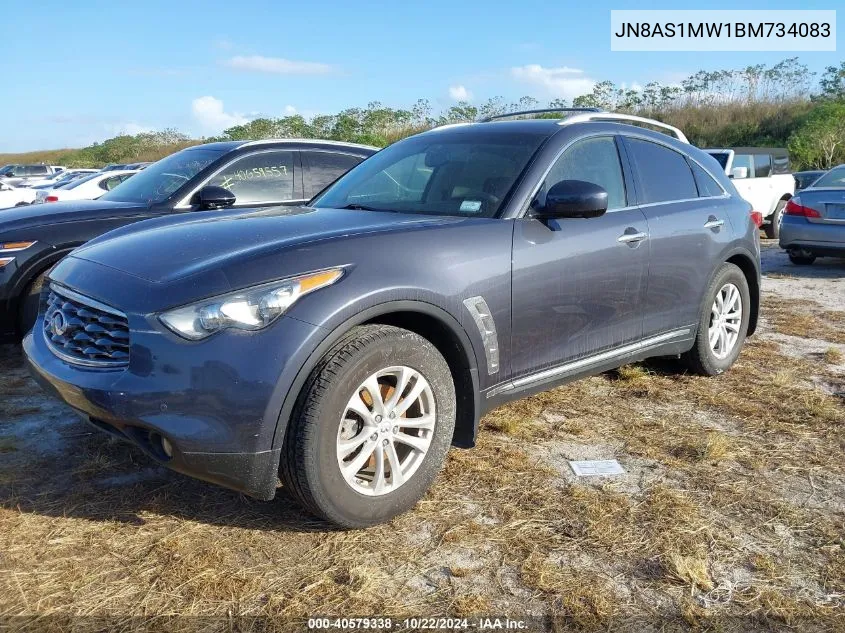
(763, 200), (786, 239)
(280, 325), (456, 528)
(682, 263), (750, 376)
(788, 251), (816, 265)
(17, 271), (48, 336)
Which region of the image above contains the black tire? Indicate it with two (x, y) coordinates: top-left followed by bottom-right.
(682, 263), (750, 376)
(788, 252), (816, 265)
(763, 200), (786, 239)
(280, 324), (456, 528)
(17, 271), (48, 336)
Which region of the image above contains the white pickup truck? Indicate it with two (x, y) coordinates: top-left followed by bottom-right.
(705, 148), (794, 239)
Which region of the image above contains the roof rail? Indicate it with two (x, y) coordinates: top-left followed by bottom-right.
(478, 107), (601, 123)
(560, 113), (689, 143)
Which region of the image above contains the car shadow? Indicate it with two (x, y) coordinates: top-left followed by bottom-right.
(760, 239), (845, 279)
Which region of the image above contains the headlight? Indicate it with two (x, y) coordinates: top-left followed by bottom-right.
(159, 268), (344, 340)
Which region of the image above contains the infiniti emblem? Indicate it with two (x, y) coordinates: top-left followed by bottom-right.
(50, 311), (68, 337)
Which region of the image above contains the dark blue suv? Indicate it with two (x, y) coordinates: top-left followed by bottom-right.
(24, 110), (761, 528)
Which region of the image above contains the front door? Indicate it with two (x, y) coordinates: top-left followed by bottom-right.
(510, 135), (650, 379)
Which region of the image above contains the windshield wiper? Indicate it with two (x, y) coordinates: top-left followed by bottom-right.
(339, 203), (381, 211)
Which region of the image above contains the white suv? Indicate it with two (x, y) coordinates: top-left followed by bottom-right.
(705, 148), (794, 239)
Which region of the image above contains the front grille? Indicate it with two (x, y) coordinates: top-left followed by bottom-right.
(43, 285), (130, 367)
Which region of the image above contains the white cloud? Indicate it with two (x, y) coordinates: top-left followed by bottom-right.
(448, 84), (472, 101)
(191, 96), (251, 132)
(511, 64), (596, 100)
(283, 105), (297, 115)
(223, 55), (333, 75)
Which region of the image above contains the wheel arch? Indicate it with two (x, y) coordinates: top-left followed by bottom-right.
(11, 244), (81, 334)
(272, 300), (482, 453)
(724, 252), (760, 336)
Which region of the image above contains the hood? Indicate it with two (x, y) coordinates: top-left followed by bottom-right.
(0, 198), (146, 233)
(70, 205), (463, 284)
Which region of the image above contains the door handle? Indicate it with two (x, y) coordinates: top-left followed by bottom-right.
(704, 216), (724, 229)
(617, 231), (648, 244)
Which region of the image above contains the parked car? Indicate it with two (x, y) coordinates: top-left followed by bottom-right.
(18, 168), (97, 189)
(23, 111), (761, 528)
(0, 139), (376, 338)
(0, 182), (38, 209)
(125, 162), (153, 170)
(34, 170), (139, 204)
(779, 164), (845, 265)
(794, 169), (827, 192)
(0, 164), (60, 187)
(705, 147), (794, 239)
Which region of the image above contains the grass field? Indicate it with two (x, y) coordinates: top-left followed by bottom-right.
(1, 242), (843, 632)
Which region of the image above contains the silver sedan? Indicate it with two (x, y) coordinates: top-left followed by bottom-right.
(779, 165), (845, 265)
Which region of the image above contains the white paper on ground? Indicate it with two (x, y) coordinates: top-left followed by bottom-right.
(569, 459), (626, 477)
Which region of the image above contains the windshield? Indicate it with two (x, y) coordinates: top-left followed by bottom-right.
(313, 131), (547, 217)
(100, 149), (222, 204)
(707, 151), (731, 170)
(810, 168), (845, 188)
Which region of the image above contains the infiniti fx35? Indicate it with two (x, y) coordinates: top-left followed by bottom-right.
(25, 113), (761, 528)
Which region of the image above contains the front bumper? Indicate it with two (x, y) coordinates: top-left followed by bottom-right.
(779, 216), (845, 256)
(23, 287), (326, 500)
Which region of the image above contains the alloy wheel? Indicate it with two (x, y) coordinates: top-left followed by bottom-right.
(336, 366), (436, 496)
(708, 283), (742, 360)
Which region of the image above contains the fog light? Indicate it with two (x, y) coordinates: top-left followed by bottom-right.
(161, 437), (173, 458)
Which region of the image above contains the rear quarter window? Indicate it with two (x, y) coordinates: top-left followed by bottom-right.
(689, 160), (724, 197)
(626, 138), (698, 204)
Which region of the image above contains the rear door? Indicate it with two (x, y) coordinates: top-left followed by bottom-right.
(510, 135), (650, 379)
(302, 151), (367, 199)
(622, 136), (734, 337)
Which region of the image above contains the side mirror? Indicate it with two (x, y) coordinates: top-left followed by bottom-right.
(730, 167), (748, 180)
(533, 180), (608, 220)
(197, 185), (236, 210)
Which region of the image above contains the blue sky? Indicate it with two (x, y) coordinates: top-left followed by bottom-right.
(0, 0), (841, 151)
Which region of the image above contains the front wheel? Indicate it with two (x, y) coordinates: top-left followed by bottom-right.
(280, 325), (456, 528)
(17, 271), (49, 336)
(682, 263), (750, 376)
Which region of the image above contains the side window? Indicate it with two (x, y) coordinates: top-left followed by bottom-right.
(304, 151), (364, 197)
(689, 160), (724, 197)
(626, 138), (697, 204)
(207, 151), (295, 205)
(27, 165), (48, 176)
(732, 154), (754, 179)
(542, 136), (626, 210)
(11, 166), (26, 176)
(772, 153), (790, 175)
(753, 154), (772, 178)
(99, 175), (124, 191)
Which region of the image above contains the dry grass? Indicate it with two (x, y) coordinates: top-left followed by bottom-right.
(1, 286), (844, 631)
(763, 296), (845, 344)
(824, 347), (844, 364)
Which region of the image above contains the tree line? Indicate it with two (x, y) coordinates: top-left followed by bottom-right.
(4, 58), (845, 170)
